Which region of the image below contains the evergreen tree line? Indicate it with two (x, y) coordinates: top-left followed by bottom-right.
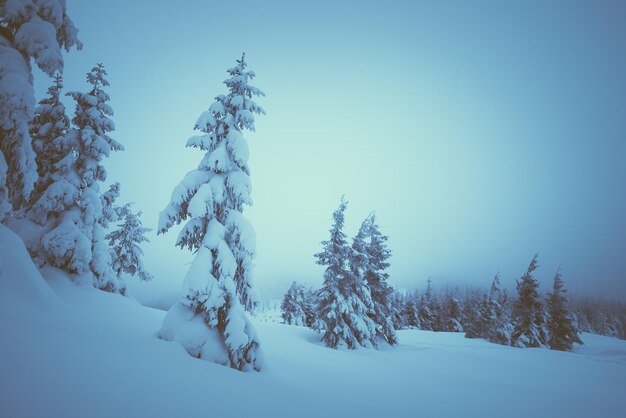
(395, 260), (626, 345)
(398, 257), (586, 351)
(570, 295), (626, 340)
(282, 213), (620, 351)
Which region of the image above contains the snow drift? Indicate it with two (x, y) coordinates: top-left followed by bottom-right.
(1, 224), (625, 418)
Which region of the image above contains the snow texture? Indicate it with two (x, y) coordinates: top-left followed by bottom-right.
(0, 240), (623, 418)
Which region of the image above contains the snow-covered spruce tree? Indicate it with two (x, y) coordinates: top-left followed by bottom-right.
(403, 295), (420, 329)
(358, 214), (397, 345)
(546, 269), (582, 351)
(157, 55), (264, 371)
(302, 286), (317, 327)
(31, 64), (124, 293)
(391, 291), (409, 329)
(23, 74), (71, 260)
(511, 255), (548, 348)
(281, 281), (309, 326)
(314, 197), (378, 349)
(29, 74), (71, 207)
(418, 278), (437, 331)
(0, 0), (80, 214)
(461, 289), (483, 338)
(106, 203), (153, 282)
(486, 273), (513, 345)
(440, 293), (464, 332)
(465, 294), (490, 339)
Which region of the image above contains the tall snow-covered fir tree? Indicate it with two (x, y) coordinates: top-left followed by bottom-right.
(0, 0), (80, 216)
(511, 255), (548, 348)
(106, 203), (153, 282)
(357, 214), (397, 345)
(314, 197), (378, 349)
(31, 64), (124, 293)
(546, 269), (583, 351)
(157, 55), (264, 371)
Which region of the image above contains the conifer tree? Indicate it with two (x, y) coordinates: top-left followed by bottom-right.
(350, 214), (397, 344)
(32, 64), (123, 293)
(403, 294), (420, 329)
(462, 289), (484, 338)
(465, 294), (490, 338)
(0, 0), (80, 215)
(392, 291), (410, 329)
(442, 294), (464, 332)
(362, 214), (397, 344)
(314, 197), (377, 349)
(106, 203), (153, 282)
(157, 55), (264, 371)
(546, 269), (583, 351)
(281, 281), (309, 326)
(486, 273), (513, 345)
(29, 74), (71, 207)
(418, 278), (437, 331)
(302, 286), (317, 327)
(405, 300), (419, 329)
(511, 254), (548, 347)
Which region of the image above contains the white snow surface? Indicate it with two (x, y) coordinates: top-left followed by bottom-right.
(0, 225), (625, 418)
(0, 225), (61, 311)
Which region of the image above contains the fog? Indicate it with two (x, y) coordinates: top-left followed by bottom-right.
(35, 0), (626, 301)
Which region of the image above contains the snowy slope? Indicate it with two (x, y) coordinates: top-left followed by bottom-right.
(1, 224), (625, 418)
(0, 224), (62, 312)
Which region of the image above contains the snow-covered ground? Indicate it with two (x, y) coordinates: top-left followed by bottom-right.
(1, 224), (625, 418)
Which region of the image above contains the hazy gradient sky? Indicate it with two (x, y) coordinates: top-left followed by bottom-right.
(34, 0), (626, 300)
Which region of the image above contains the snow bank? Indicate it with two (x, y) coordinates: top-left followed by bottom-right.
(0, 240), (624, 417)
(0, 224), (61, 312)
(159, 302), (229, 364)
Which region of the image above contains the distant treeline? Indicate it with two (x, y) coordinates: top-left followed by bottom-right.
(279, 198), (624, 352)
(280, 277), (626, 342)
(402, 282), (625, 341)
(569, 295), (626, 339)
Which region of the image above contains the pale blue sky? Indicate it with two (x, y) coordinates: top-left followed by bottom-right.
(35, 0), (626, 300)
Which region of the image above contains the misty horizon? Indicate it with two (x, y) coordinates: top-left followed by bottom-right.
(31, 0), (626, 302)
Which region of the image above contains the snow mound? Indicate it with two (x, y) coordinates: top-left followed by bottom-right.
(159, 302), (229, 365)
(0, 224), (61, 312)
